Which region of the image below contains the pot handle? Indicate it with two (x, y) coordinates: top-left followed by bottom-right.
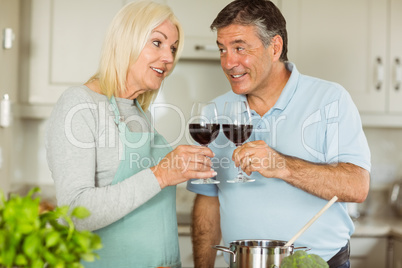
(212, 245), (236, 262)
(294, 246), (311, 251)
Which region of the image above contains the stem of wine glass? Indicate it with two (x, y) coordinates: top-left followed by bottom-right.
(237, 166), (244, 178)
(235, 145), (245, 179)
(190, 145), (219, 184)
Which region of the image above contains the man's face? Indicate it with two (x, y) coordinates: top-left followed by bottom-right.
(217, 24), (274, 96)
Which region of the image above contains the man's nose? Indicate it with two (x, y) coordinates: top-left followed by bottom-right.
(222, 51), (239, 70)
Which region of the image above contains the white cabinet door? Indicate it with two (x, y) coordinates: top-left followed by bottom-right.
(0, 0), (20, 194)
(22, 0), (128, 107)
(388, 0), (402, 113)
(281, 0), (387, 114)
(166, 0), (280, 60)
(19, 0), (171, 117)
(165, 0), (231, 60)
(21, 0), (125, 108)
(392, 238), (402, 268)
(350, 237), (388, 268)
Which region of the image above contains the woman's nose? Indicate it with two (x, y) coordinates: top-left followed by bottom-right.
(161, 48), (174, 63)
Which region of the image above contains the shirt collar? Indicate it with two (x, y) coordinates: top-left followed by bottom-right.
(234, 62), (300, 114)
(270, 62), (300, 112)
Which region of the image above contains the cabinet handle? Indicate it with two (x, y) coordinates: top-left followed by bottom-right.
(195, 44), (218, 52)
(0, 94), (11, 128)
(2, 28), (15, 49)
(375, 57), (384, 90)
(394, 58), (401, 91)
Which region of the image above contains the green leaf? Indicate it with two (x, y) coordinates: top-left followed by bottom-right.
(31, 258), (45, 268)
(0, 190), (5, 207)
(14, 253), (28, 266)
(55, 241), (68, 255)
(73, 232), (90, 250)
(3, 201), (16, 221)
(71, 262), (84, 268)
(90, 234), (103, 250)
(2, 248), (16, 267)
(26, 187), (40, 198)
(0, 230), (6, 250)
(54, 260), (66, 268)
(71, 207), (91, 219)
(17, 222), (35, 234)
(20, 198), (40, 222)
(60, 252), (76, 263)
(43, 249), (58, 265)
(46, 218), (66, 231)
(46, 230), (61, 248)
(22, 233), (41, 259)
(80, 252), (96, 262)
(54, 206), (69, 217)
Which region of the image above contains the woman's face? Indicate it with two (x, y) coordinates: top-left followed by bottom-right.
(124, 19), (179, 99)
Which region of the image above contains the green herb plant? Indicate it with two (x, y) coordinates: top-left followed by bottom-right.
(0, 187), (102, 268)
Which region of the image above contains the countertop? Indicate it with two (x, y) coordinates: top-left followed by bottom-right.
(353, 216), (402, 239)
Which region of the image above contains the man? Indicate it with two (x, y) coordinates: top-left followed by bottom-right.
(186, 1), (370, 267)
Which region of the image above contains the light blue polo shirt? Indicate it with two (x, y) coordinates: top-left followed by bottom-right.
(186, 62), (371, 261)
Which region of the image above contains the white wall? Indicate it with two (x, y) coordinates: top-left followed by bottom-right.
(152, 60), (231, 147)
(364, 127), (402, 190)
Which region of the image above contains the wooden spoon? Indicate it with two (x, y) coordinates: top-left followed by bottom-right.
(283, 196), (339, 248)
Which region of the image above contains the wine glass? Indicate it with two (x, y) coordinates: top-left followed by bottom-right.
(222, 101), (255, 183)
(189, 102), (220, 184)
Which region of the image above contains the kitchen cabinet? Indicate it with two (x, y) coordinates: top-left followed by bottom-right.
(387, 0), (402, 115)
(349, 236), (388, 268)
(179, 234), (227, 268)
(19, 0), (169, 117)
(390, 237), (402, 268)
(166, 0), (280, 60)
(0, 0), (20, 194)
(165, 0), (231, 60)
(281, 0), (402, 127)
(19, 0), (132, 117)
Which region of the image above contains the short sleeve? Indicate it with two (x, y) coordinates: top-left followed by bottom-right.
(325, 90), (371, 171)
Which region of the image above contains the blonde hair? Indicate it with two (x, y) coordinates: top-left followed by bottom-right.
(88, 0), (184, 111)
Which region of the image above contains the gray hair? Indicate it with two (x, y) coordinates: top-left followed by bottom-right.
(211, 0), (288, 61)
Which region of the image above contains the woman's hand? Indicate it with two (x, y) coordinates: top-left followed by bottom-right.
(150, 145), (217, 188)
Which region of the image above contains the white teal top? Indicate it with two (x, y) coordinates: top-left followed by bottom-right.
(187, 62), (371, 261)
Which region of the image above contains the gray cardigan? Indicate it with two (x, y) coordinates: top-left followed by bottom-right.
(45, 85), (162, 231)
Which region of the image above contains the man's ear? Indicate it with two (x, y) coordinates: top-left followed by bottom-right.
(271, 35), (283, 61)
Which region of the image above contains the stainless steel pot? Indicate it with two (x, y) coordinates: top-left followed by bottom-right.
(213, 239), (304, 268)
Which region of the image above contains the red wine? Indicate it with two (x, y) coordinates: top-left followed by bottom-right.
(189, 123), (220, 146)
(222, 124), (253, 146)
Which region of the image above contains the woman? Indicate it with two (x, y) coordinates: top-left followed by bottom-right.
(45, 1), (216, 267)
